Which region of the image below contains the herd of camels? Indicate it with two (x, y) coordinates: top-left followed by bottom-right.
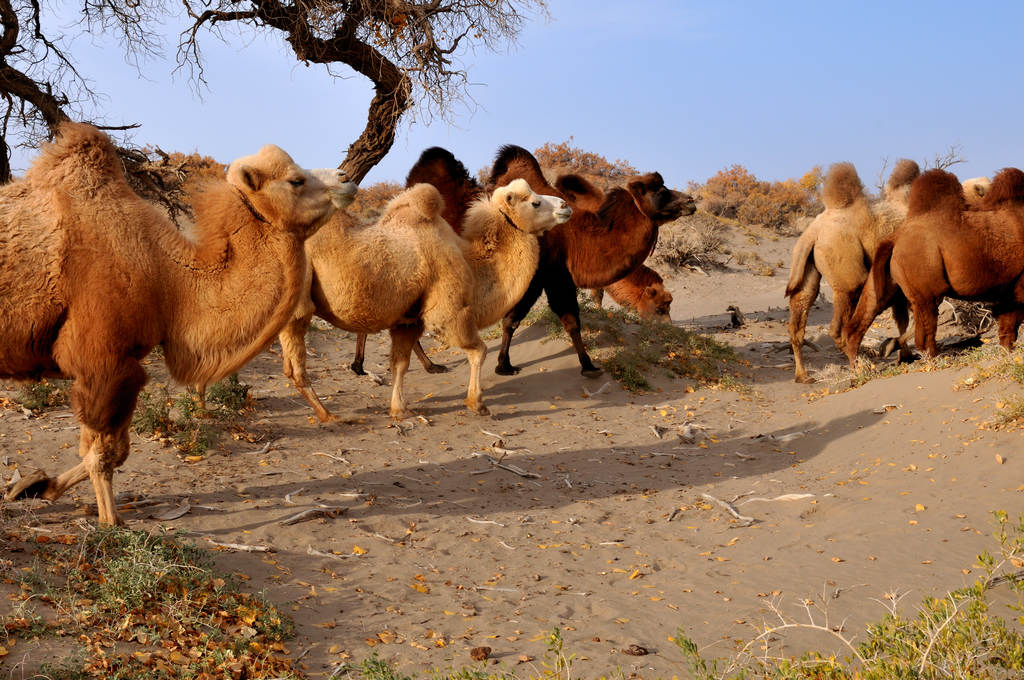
(2, 122), (1021, 526)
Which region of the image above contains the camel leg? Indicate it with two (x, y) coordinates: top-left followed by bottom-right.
(280, 313), (336, 423)
(787, 264), (821, 384)
(546, 267), (603, 378)
(843, 275), (897, 368)
(829, 287), (859, 350)
(891, 295), (917, 363)
(496, 269), (545, 376)
(996, 308), (1024, 350)
(910, 298), (940, 359)
(591, 288), (605, 309)
(388, 324), (421, 420)
(350, 333), (367, 375)
(9, 358), (146, 525)
(448, 307), (489, 415)
(413, 340), (449, 374)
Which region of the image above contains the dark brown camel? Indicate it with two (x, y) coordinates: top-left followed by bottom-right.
(843, 167), (1024, 364)
(487, 145), (695, 377)
(349, 146), (484, 376)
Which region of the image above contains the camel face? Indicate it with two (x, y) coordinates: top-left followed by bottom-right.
(227, 145), (339, 238)
(627, 173), (696, 225)
(638, 284), (673, 322)
(311, 168), (359, 211)
(495, 178), (572, 235)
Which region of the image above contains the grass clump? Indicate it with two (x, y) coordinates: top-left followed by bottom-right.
(675, 511), (1024, 679)
(131, 386), (222, 456)
(13, 378), (71, 413)
(3, 527), (298, 679)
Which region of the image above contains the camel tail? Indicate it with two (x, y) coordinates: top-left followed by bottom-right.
(785, 228), (816, 298)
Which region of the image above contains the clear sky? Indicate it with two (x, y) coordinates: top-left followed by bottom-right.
(13, 1), (1022, 190)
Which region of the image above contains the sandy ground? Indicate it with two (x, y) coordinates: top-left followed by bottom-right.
(2, 225), (1023, 677)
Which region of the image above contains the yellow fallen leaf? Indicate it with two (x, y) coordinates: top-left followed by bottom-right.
(184, 455), (203, 463)
(410, 583), (430, 594)
(915, 503), (926, 512)
(352, 545), (368, 555)
(629, 569), (642, 580)
(995, 454), (1006, 464)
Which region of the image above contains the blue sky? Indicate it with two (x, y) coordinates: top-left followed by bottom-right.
(14, 1), (1022, 190)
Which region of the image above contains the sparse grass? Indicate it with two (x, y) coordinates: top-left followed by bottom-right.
(205, 373), (251, 412)
(539, 296), (746, 392)
(132, 380), (250, 456)
(2, 527), (299, 679)
(675, 511), (1024, 679)
(13, 378), (71, 413)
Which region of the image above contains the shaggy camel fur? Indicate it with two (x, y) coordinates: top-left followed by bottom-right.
(843, 167), (1024, 363)
(1, 123), (351, 525)
(963, 176), (992, 206)
(350, 146), (485, 377)
(279, 178), (571, 422)
(487, 145), (694, 377)
(591, 264), (673, 322)
(784, 159), (919, 382)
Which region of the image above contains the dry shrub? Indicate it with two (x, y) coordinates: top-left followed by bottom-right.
(533, 138), (638, 191)
(696, 164), (821, 232)
(347, 180), (403, 224)
(652, 211), (726, 269)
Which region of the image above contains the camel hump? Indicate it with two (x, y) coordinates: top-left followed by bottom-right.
(393, 183), (446, 222)
(980, 168), (1024, 208)
(820, 162), (865, 209)
(406, 147), (476, 187)
(886, 158), (921, 193)
(488, 144), (552, 193)
(25, 122), (124, 189)
(907, 169), (965, 217)
(555, 174), (604, 210)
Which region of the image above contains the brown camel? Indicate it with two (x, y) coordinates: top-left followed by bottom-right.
(487, 145), (695, 377)
(591, 264), (673, 322)
(349, 146), (485, 377)
(1, 122), (352, 525)
(279, 178), (571, 422)
(844, 167), (1024, 363)
(784, 159), (919, 382)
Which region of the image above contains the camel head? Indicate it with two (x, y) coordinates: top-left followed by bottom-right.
(226, 145), (341, 239)
(638, 283), (673, 322)
(494, 178), (572, 235)
(962, 177), (991, 207)
(311, 168), (359, 211)
(625, 173), (696, 225)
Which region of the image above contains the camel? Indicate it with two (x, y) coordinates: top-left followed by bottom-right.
(278, 178), (571, 422)
(1, 122), (353, 525)
(349, 146), (485, 377)
(591, 264), (673, 322)
(487, 145), (695, 377)
(784, 159), (920, 382)
(843, 167), (1024, 364)
(963, 176), (992, 206)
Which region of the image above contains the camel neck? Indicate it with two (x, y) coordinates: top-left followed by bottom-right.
(234, 187), (270, 227)
(498, 209), (524, 232)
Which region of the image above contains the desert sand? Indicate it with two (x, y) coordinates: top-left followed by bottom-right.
(2, 223), (1022, 677)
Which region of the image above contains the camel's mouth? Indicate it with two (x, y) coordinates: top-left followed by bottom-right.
(330, 181), (359, 210)
(553, 207), (573, 224)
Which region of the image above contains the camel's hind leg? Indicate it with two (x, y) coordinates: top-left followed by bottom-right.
(350, 333), (368, 375)
(996, 308), (1024, 350)
(829, 286), (860, 350)
(909, 297), (940, 359)
(787, 264), (821, 383)
(546, 267), (602, 378)
(496, 269), (545, 376)
(280, 314), (336, 423)
(413, 340), (449, 374)
(388, 324), (421, 420)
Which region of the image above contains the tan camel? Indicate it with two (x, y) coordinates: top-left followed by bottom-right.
(279, 178), (571, 421)
(962, 176), (992, 206)
(844, 167), (1024, 363)
(1, 122), (353, 525)
(591, 264), (673, 322)
(784, 159), (919, 382)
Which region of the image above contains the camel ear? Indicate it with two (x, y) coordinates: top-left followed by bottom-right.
(644, 287), (658, 298)
(230, 164), (265, 192)
(504, 190), (523, 207)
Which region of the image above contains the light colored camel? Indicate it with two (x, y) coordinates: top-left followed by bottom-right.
(1, 122), (353, 525)
(963, 176), (992, 206)
(784, 159), (919, 382)
(844, 167), (1024, 363)
(279, 178), (571, 421)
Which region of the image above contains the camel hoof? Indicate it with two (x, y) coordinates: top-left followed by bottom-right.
(470, 404), (491, 416)
(794, 374), (816, 384)
(424, 363), (450, 374)
(494, 363), (521, 376)
(581, 367), (604, 379)
(4, 469), (52, 501)
(349, 362), (366, 376)
(877, 337), (899, 358)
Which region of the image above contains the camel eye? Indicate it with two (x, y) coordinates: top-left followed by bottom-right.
(531, 200), (541, 208)
(289, 177), (306, 188)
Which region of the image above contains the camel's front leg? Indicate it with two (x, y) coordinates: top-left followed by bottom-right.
(388, 325), (421, 420)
